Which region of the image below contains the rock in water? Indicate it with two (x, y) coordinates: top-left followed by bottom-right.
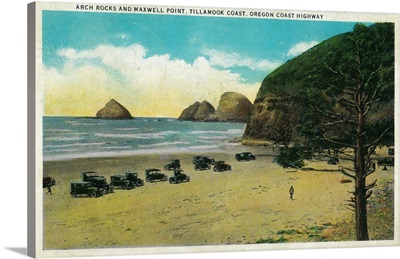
(178, 101), (200, 120)
(96, 99), (133, 120)
(213, 92), (253, 122)
(193, 101), (215, 121)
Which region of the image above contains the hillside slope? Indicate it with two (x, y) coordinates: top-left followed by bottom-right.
(243, 23), (394, 145)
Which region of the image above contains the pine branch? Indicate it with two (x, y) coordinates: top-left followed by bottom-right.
(347, 190), (356, 195)
(340, 167), (356, 180)
(365, 190), (373, 200)
(321, 134), (357, 149)
(366, 125), (393, 148)
(326, 65), (358, 84)
(345, 204), (356, 213)
(365, 179), (378, 190)
(341, 166), (356, 173)
(333, 94), (357, 109)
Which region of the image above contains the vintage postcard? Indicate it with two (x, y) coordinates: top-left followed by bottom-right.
(28, 1), (399, 258)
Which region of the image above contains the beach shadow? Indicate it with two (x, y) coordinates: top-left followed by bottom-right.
(6, 247), (27, 256)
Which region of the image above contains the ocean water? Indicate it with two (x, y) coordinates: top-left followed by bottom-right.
(43, 116), (247, 161)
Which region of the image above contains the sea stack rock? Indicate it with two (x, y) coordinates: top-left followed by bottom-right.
(178, 101), (215, 121)
(213, 92), (253, 122)
(194, 101), (216, 121)
(178, 101), (201, 120)
(96, 99), (133, 120)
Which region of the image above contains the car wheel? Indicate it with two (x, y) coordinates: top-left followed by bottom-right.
(169, 178), (174, 184)
(163, 175), (168, 181)
(70, 192), (77, 198)
(186, 176), (190, 182)
(89, 191), (97, 198)
(125, 184), (131, 190)
(145, 178), (150, 182)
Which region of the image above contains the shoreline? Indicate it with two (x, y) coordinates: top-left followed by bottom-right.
(43, 142), (277, 162)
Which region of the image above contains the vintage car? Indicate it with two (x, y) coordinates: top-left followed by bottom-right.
(327, 156), (339, 165)
(110, 175), (135, 190)
(377, 157), (395, 167)
(70, 181), (102, 198)
(145, 168), (168, 182)
(125, 172), (144, 187)
(235, 152), (256, 161)
(192, 156), (215, 165)
(82, 171), (114, 194)
(43, 176), (56, 188)
(169, 169), (190, 184)
(164, 159), (181, 171)
(213, 161), (232, 172)
(194, 159), (211, 170)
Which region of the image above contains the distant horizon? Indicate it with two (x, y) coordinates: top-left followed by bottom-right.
(42, 8), (363, 117)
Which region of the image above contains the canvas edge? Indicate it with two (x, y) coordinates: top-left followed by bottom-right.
(27, 1), (37, 258)
(28, 1), (400, 258)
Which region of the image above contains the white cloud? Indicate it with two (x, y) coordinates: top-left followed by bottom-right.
(287, 40), (319, 57)
(202, 48), (281, 72)
(43, 44), (260, 117)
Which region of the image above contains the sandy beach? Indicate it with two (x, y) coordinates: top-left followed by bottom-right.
(42, 146), (394, 250)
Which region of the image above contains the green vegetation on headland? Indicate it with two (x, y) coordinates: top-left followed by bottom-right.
(243, 23), (394, 146)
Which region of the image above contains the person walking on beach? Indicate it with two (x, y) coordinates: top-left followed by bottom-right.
(289, 186), (294, 200)
(46, 185), (52, 195)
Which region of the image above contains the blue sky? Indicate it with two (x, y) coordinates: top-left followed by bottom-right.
(42, 10), (361, 116)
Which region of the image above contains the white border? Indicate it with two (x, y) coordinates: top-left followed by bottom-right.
(32, 2), (399, 257)
(0, 0), (400, 258)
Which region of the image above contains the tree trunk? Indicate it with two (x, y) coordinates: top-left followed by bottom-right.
(355, 89), (369, 240)
(355, 145), (369, 240)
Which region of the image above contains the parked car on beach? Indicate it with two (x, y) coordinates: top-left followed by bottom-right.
(169, 169), (190, 184)
(192, 156), (215, 165)
(70, 181), (102, 198)
(327, 156), (339, 165)
(110, 175), (134, 190)
(213, 161), (232, 172)
(145, 168), (168, 182)
(194, 159), (212, 170)
(125, 172), (144, 187)
(164, 159), (181, 171)
(377, 157), (394, 167)
(235, 152), (256, 161)
(82, 171), (114, 194)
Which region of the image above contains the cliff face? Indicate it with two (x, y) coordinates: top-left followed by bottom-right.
(96, 99), (133, 120)
(243, 95), (304, 144)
